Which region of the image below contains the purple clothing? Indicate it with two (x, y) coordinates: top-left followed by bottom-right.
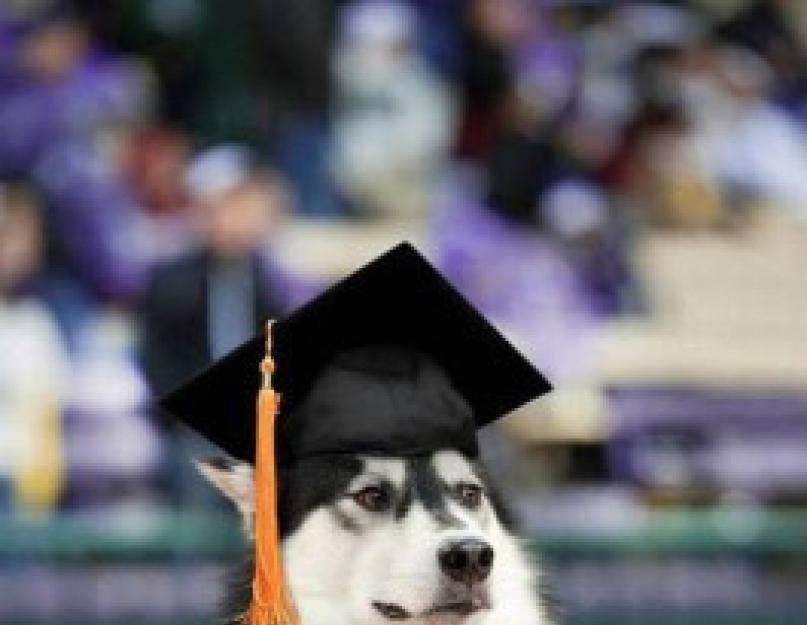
(0, 46), (149, 301)
(0, 48), (143, 174)
(0, 73), (61, 176)
(432, 182), (596, 383)
(513, 30), (582, 118)
(36, 143), (148, 301)
(607, 387), (807, 494)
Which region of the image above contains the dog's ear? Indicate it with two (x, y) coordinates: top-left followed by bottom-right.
(195, 457), (255, 536)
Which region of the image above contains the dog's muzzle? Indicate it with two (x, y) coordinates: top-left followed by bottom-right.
(372, 539), (494, 620)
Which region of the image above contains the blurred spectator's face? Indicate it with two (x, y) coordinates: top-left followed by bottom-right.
(20, 20), (88, 81)
(200, 179), (280, 258)
(0, 190), (42, 295)
(470, 0), (526, 45)
(126, 129), (191, 213)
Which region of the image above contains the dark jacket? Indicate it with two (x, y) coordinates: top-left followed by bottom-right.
(139, 248), (282, 398)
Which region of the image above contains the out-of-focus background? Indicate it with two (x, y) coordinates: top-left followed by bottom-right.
(1, 0), (806, 623)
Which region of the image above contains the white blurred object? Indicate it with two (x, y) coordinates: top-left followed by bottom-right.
(717, 101), (807, 214)
(67, 311), (160, 477)
(341, 0), (415, 50)
(0, 298), (68, 499)
(542, 179), (610, 239)
(185, 144), (254, 200)
(619, 3), (705, 49)
(682, 46), (807, 216)
(332, 1), (455, 216)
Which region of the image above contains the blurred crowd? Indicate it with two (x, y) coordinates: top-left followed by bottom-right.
(1, 0), (806, 518)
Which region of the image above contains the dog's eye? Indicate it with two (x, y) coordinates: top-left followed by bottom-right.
(351, 486), (390, 512)
(455, 483), (483, 509)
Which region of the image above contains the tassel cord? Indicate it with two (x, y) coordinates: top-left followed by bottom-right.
(243, 325), (299, 625)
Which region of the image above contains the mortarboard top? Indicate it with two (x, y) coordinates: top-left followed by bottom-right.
(159, 242), (551, 464)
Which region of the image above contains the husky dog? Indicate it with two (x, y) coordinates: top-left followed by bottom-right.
(199, 449), (550, 625)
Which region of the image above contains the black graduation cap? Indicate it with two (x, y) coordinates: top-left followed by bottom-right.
(160, 242), (551, 465)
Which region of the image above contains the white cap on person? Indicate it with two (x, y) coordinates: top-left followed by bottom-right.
(186, 144), (255, 200)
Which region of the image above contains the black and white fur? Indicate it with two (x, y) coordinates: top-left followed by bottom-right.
(198, 450), (550, 625)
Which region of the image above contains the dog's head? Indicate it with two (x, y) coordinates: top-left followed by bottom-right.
(199, 450), (544, 625)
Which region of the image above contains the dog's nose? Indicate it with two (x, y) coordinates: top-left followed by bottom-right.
(438, 539), (494, 584)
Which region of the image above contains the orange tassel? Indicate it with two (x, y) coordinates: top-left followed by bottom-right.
(242, 321), (299, 625)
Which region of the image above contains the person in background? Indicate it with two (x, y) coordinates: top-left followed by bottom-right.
(331, 0), (455, 218)
(0, 182), (68, 515)
(453, 0), (518, 162)
(0, 1), (152, 349)
(1, 1), (151, 177)
(139, 145), (288, 398)
(138, 145), (289, 506)
(716, 0), (806, 117)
